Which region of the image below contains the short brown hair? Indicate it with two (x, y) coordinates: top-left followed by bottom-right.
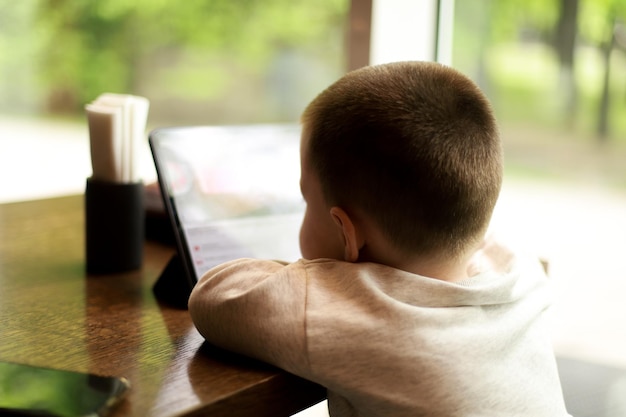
(301, 61), (502, 259)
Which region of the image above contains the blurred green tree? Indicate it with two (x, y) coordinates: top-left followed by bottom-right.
(578, 0), (626, 140)
(29, 0), (346, 116)
(465, 0), (625, 140)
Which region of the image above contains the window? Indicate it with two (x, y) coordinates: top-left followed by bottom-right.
(0, 0), (349, 201)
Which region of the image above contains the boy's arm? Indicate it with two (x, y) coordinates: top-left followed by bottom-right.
(188, 258), (310, 373)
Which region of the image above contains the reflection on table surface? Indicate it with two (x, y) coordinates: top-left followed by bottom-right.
(0, 195), (324, 417)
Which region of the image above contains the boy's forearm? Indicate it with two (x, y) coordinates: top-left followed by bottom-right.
(188, 258), (310, 372)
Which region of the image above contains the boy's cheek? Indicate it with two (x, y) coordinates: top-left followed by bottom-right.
(299, 221), (316, 259)
(299, 207), (318, 258)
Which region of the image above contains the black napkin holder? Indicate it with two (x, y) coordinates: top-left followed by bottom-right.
(85, 178), (144, 274)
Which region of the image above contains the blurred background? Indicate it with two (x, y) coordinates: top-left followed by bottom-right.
(1, 0), (625, 193)
(1, 0), (626, 369)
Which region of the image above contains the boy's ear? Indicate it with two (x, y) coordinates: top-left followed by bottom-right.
(329, 206), (362, 262)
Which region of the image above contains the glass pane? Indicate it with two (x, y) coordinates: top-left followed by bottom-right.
(0, 0), (349, 202)
(453, 0), (626, 367)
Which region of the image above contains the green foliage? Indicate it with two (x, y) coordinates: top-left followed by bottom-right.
(489, 0), (559, 40)
(485, 0), (624, 45)
(1, 0), (623, 133)
(0, 0), (347, 114)
(0, 1), (44, 111)
(454, 0), (626, 140)
(579, 0), (626, 43)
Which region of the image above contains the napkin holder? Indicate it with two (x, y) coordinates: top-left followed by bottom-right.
(85, 178), (144, 274)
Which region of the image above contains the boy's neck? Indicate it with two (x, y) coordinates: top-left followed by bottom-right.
(357, 216), (472, 282)
(346, 208), (485, 282)
(358, 239), (475, 282)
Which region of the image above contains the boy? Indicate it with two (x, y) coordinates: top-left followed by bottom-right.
(188, 61), (571, 416)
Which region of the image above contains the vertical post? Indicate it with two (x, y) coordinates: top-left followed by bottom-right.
(436, 0), (455, 66)
(348, 0), (455, 67)
(348, 0), (373, 71)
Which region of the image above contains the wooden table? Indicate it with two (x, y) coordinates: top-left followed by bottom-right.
(0, 195), (325, 416)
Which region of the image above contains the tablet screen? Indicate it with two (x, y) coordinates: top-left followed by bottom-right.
(149, 124), (304, 286)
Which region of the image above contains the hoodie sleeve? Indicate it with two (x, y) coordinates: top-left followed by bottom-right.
(188, 258), (311, 373)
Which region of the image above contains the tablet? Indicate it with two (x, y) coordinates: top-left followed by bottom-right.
(149, 124), (304, 303)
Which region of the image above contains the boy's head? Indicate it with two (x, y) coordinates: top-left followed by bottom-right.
(299, 61), (502, 264)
